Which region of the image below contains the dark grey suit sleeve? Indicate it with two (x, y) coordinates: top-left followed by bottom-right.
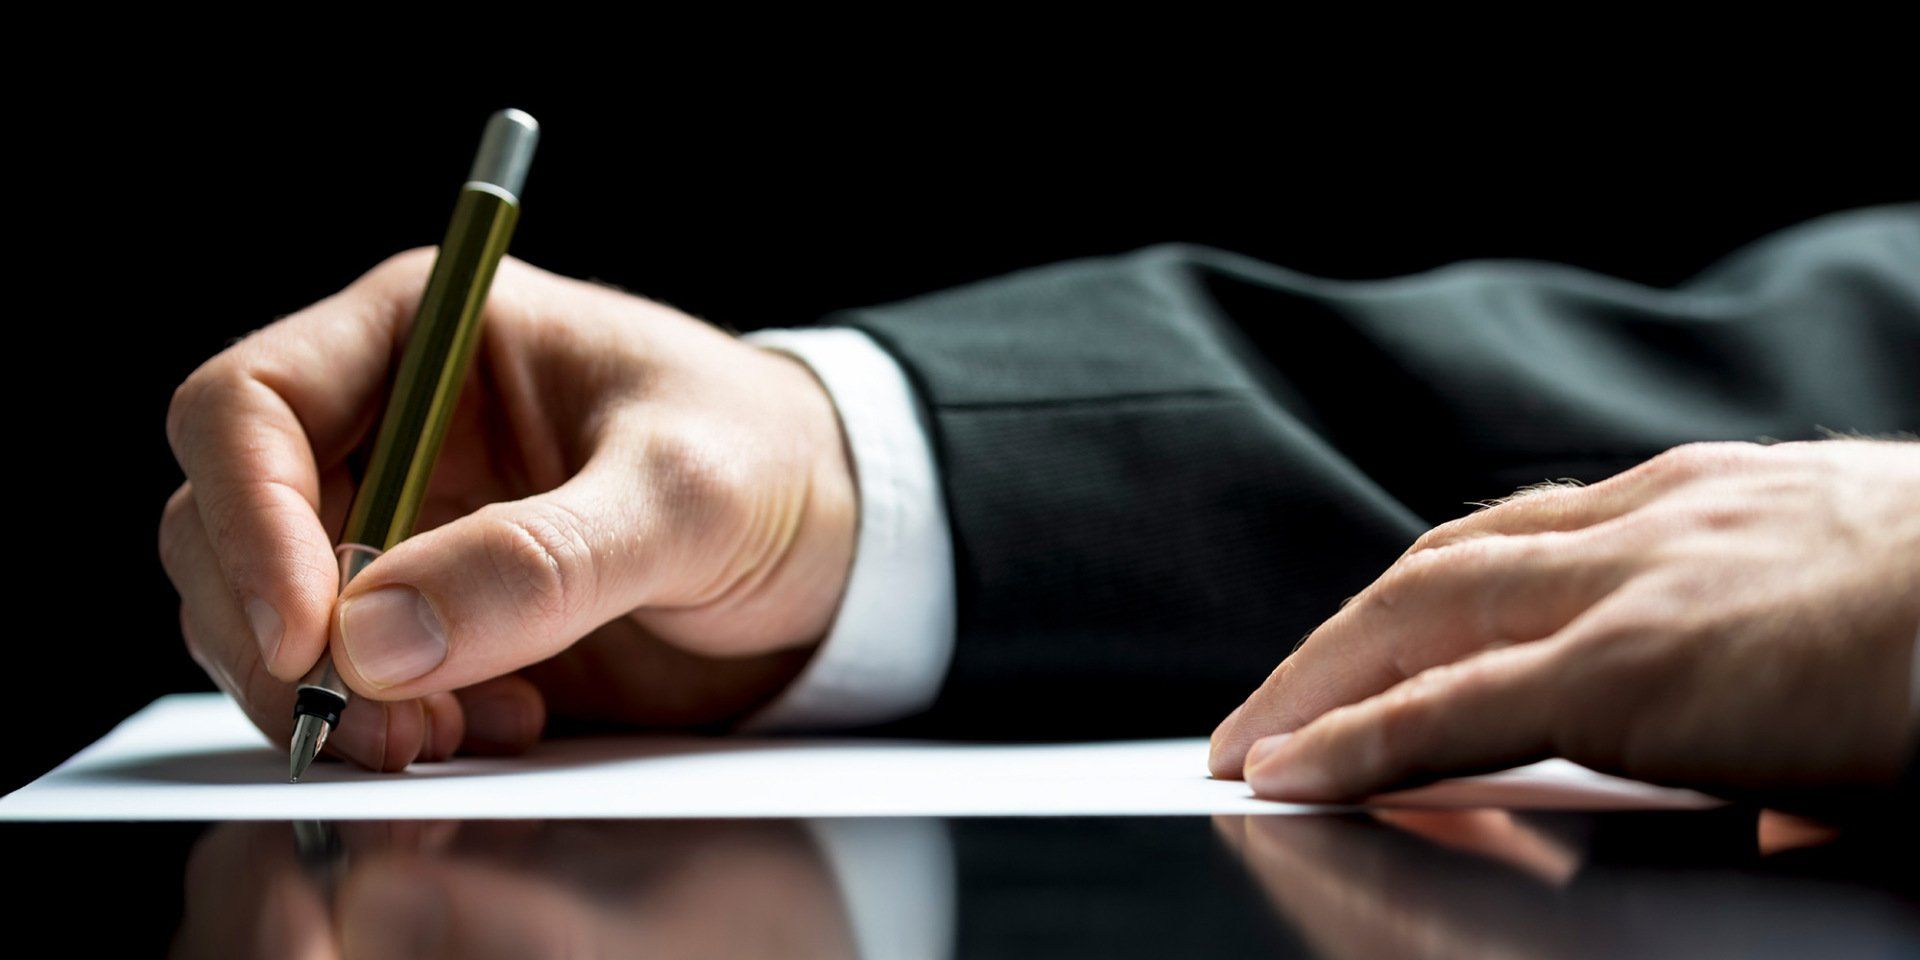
(826, 205), (1920, 739)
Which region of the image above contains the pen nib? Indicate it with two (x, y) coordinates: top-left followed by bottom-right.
(289, 713), (329, 783)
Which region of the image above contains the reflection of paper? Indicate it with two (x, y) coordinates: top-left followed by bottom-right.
(0, 694), (1715, 820)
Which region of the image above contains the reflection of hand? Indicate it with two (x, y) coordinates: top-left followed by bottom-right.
(1210, 440), (1920, 805)
(161, 250), (857, 771)
(173, 820), (454, 959)
(1215, 810), (1920, 959)
(172, 820), (858, 959)
(1213, 812), (1585, 960)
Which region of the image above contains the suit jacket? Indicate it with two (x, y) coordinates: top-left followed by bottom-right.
(829, 205), (1920, 738)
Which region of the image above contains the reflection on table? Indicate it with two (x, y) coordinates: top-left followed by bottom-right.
(145, 810), (1920, 958)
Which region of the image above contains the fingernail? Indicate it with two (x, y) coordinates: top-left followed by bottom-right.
(340, 587), (447, 688)
(245, 596), (283, 663)
(1245, 733), (1290, 770)
(1246, 737), (1330, 799)
(1249, 762), (1330, 799)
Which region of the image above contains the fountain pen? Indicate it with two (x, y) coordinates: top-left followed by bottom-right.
(288, 108), (539, 782)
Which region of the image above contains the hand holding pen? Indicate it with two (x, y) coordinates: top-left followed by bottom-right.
(284, 109), (542, 779)
(160, 110), (859, 777)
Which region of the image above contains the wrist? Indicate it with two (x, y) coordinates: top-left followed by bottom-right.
(761, 344), (861, 650)
(732, 326), (956, 732)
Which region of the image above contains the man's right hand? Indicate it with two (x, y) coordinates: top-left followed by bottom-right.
(161, 249), (859, 771)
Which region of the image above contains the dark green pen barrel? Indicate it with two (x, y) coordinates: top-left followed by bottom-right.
(341, 186), (520, 550)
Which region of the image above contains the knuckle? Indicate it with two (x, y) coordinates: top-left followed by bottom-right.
(1646, 441), (1760, 481)
(1372, 688), (1435, 761)
(1393, 536), (1503, 589)
(1400, 658), (1469, 703)
(165, 366), (224, 457)
(1361, 566), (1416, 613)
(481, 503), (596, 628)
(364, 246), (439, 286)
(1641, 444), (1705, 481)
(1409, 516), (1472, 554)
(642, 431), (741, 522)
(1366, 553), (1449, 614)
(158, 486), (197, 576)
(1486, 534), (1561, 581)
(167, 362), (265, 465)
(1677, 500), (1754, 533)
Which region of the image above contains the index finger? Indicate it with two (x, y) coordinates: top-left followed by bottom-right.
(1242, 640), (1568, 802)
(1209, 525), (1633, 777)
(165, 249), (431, 678)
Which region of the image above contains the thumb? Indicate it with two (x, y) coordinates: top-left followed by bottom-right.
(329, 461), (655, 701)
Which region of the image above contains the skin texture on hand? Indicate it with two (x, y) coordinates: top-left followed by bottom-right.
(160, 249), (858, 771)
(1210, 439), (1920, 808)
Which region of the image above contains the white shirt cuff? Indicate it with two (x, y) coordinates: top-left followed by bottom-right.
(807, 818), (956, 960)
(736, 327), (957, 731)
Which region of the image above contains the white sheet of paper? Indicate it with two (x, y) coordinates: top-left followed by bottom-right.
(0, 694), (1714, 820)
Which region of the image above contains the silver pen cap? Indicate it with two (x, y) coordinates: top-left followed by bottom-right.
(466, 108), (540, 203)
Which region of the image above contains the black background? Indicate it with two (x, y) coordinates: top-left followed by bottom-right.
(9, 69), (1911, 795)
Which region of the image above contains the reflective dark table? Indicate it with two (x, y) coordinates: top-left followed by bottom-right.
(12, 809), (1918, 957)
